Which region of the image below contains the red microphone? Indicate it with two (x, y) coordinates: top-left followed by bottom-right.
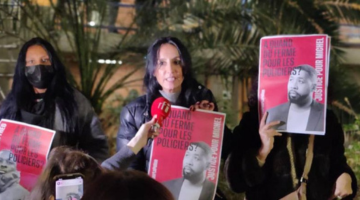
(151, 97), (171, 128)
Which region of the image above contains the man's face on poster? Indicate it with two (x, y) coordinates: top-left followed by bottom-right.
(287, 69), (314, 104)
(182, 145), (209, 179)
(0, 150), (16, 175)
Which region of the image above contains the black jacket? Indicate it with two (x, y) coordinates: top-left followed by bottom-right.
(225, 110), (357, 200)
(0, 90), (109, 162)
(116, 83), (232, 171)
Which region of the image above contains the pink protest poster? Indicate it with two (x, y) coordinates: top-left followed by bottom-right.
(0, 119), (55, 199)
(258, 34), (330, 135)
(148, 106), (225, 200)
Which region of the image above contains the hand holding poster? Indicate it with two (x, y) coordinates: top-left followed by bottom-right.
(258, 34), (330, 135)
(0, 119), (55, 200)
(148, 106), (225, 200)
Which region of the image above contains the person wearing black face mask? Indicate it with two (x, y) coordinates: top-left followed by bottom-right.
(0, 37), (109, 162)
(24, 65), (55, 89)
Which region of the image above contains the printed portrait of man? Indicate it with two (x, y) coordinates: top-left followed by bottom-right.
(66, 192), (81, 200)
(56, 180), (83, 200)
(0, 149), (29, 200)
(266, 64), (325, 132)
(162, 142), (215, 200)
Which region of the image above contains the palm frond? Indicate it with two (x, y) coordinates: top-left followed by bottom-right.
(317, 0), (360, 24)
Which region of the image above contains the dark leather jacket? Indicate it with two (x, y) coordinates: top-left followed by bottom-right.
(116, 83), (232, 171)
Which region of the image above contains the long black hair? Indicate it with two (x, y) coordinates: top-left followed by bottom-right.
(143, 37), (197, 104)
(0, 37), (77, 131)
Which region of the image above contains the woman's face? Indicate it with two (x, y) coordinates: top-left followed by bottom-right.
(153, 43), (184, 93)
(24, 45), (54, 92)
(25, 45), (51, 66)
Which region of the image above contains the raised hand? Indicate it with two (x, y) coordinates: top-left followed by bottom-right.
(127, 116), (159, 154)
(189, 100), (215, 111)
(257, 112), (282, 163)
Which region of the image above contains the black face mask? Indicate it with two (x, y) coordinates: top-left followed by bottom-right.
(25, 65), (55, 89)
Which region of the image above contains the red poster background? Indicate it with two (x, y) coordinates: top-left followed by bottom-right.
(0, 119), (55, 191)
(148, 106), (225, 185)
(258, 35), (329, 134)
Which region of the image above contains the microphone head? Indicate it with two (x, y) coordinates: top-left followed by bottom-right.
(151, 97), (171, 127)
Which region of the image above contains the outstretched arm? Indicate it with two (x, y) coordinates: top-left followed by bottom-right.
(102, 116), (158, 171)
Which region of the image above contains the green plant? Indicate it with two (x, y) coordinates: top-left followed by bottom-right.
(0, 0), (147, 114)
(155, 0), (360, 111)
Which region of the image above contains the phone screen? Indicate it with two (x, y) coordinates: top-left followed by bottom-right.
(55, 174), (83, 200)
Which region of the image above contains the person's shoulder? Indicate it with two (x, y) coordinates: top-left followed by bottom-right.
(266, 103), (289, 124)
(185, 79), (211, 94)
(162, 177), (183, 187)
(202, 179), (216, 197)
(204, 179), (215, 188)
(119, 95), (148, 122)
(72, 89), (90, 102)
(322, 109), (343, 138)
(325, 108), (338, 122)
(267, 102), (289, 113)
(71, 89), (94, 110)
(194, 83), (212, 94)
(123, 95), (147, 110)
(0, 93), (16, 116)
(241, 111), (258, 122)
(185, 80), (215, 104)
(163, 177), (182, 184)
(312, 101), (325, 111)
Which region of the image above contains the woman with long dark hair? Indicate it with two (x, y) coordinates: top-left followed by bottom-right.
(0, 37), (109, 162)
(107, 36), (232, 200)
